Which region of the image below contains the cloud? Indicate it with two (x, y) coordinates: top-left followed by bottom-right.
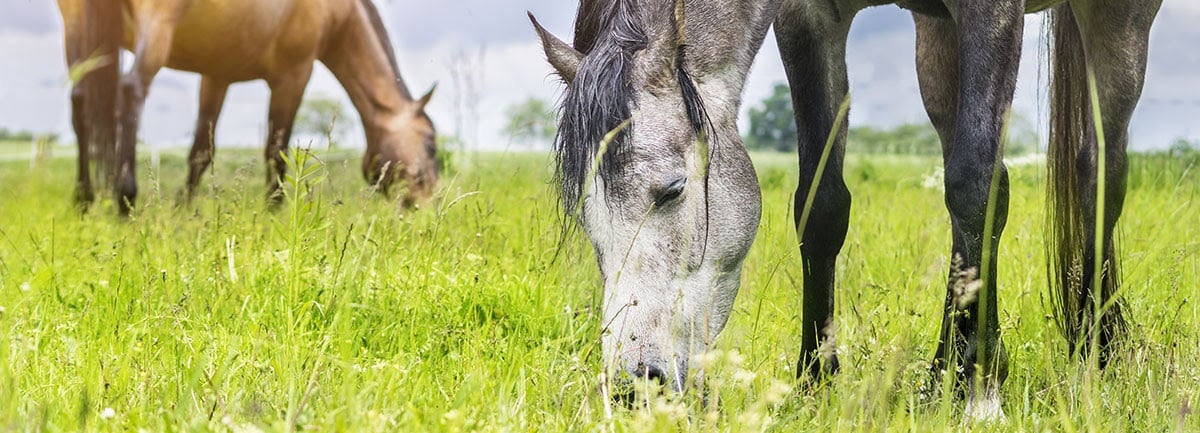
(0, 1), (1195, 153)
(0, 0), (58, 35)
(384, 0), (577, 51)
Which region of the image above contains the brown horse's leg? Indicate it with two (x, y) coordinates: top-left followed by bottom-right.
(1067, 0), (1162, 365)
(70, 85), (94, 206)
(116, 19), (180, 215)
(263, 67), (314, 204)
(185, 76), (230, 200)
(774, 1), (854, 381)
(68, 0), (121, 210)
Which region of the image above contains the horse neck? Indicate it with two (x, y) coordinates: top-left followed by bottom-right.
(320, 3), (414, 145)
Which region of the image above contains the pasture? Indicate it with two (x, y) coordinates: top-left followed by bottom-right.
(0, 146), (1196, 431)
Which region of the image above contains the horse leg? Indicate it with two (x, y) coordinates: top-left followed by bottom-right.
(70, 85), (94, 206)
(185, 76), (230, 200)
(116, 18), (181, 215)
(1065, 0), (1162, 364)
(263, 67), (314, 204)
(775, 0), (854, 380)
(66, 0), (120, 209)
(915, 10), (966, 390)
(928, 0), (1023, 420)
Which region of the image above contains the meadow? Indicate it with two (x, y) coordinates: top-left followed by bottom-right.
(0, 144), (1196, 431)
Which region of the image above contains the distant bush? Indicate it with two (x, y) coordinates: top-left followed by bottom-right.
(0, 128), (36, 142)
(1169, 137), (1199, 157)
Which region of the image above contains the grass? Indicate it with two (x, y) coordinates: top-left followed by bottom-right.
(0, 146), (1196, 431)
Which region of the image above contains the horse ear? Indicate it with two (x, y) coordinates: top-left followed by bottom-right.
(529, 12), (582, 83)
(415, 84), (436, 111)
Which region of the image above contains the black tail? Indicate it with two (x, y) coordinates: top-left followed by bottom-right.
(79, 0), (122, 185)
(1046, 5), (1126, 360)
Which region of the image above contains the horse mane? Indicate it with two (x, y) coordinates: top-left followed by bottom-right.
(555, 0), (710, 213)
(358, 0), (413, 100)
(572, 0), (625, 54)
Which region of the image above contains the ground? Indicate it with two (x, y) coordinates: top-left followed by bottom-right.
(0, 145), (1196, 431)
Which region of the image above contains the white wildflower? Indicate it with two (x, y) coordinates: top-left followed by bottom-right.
(725, 350), (745, 368)
(923, 167), (945, 190)
(763, 380), (793, 405)
(732, 369), (757, 388)
(693, 350), (721, 370)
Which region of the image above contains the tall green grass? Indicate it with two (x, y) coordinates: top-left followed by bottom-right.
(0, 147), (1195, 431)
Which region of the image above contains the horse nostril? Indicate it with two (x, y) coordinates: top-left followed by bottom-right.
(635, 363), (668, 385)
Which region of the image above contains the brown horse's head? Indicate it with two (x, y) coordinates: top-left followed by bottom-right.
(365, 85), (438, 206)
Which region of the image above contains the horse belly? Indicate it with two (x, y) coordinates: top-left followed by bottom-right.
(899, 0), (1066, 16)
(164, 0), (296, 81)
(1025, 0), (1066, 13)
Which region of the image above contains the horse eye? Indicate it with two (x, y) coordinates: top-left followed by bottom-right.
(654, 177), (687, 207)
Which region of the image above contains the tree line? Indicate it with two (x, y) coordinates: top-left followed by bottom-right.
(302, 82), (1188, 156)
(744, 83), (1038, 155)
(495, 82), (1042, 156)
(0, 128), (57, 143)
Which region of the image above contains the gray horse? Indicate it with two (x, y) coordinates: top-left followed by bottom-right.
(533, 0), (1161, 420)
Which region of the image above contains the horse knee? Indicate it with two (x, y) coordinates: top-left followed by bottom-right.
(944, 158), (1009, 232)
(71, 86), (86, 107)
(794, 179), (851, 258)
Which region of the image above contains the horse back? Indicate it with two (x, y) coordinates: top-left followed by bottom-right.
(122, 0), (354, 82)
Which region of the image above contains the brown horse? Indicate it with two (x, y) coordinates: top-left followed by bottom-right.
(58, 0), (439, 214)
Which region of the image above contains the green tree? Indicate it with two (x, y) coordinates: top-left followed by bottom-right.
(746, 83), (797, 152)
(849, 123), (941, 155)
(1170, 137), (1197, 151)
(503, 97), (556, 148)
(295, 95), (350, 146)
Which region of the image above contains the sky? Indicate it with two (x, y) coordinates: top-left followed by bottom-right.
(1, 1), (1197, 152)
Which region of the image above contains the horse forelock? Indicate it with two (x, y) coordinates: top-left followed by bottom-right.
(555, 0), (711, 214)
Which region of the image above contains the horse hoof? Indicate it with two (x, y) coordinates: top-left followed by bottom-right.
(74, 189), (95, 210)
(964, 388), (1006, 423)
(798, 352), (839, 382)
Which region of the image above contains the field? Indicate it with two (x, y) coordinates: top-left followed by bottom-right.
(0, 146), (1196, 431)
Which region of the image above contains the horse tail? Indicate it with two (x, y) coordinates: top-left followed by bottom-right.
(79, 0), (122, 184)
(1046, 4), (1126, 357)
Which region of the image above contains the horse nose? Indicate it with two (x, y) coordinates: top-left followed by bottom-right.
(634, 363), (668, 385)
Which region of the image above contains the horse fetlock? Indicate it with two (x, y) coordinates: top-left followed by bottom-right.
(75, 181), (95, 207)
(960, 336), (1009, 391)
(116, 172), (137, 215)
(797, 348), (839, 382)
(963, 337), (1009, 422)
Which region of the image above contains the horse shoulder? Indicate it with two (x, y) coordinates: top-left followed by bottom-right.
(56, 0), (84, 61)
(266, 0), (336, 68)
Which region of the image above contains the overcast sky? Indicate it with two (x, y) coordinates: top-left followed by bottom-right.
(1, 1), (1197, 152)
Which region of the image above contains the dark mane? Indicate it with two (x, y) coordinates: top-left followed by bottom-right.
(555, 0), (710, 212)
(555, 0), (646, 211)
